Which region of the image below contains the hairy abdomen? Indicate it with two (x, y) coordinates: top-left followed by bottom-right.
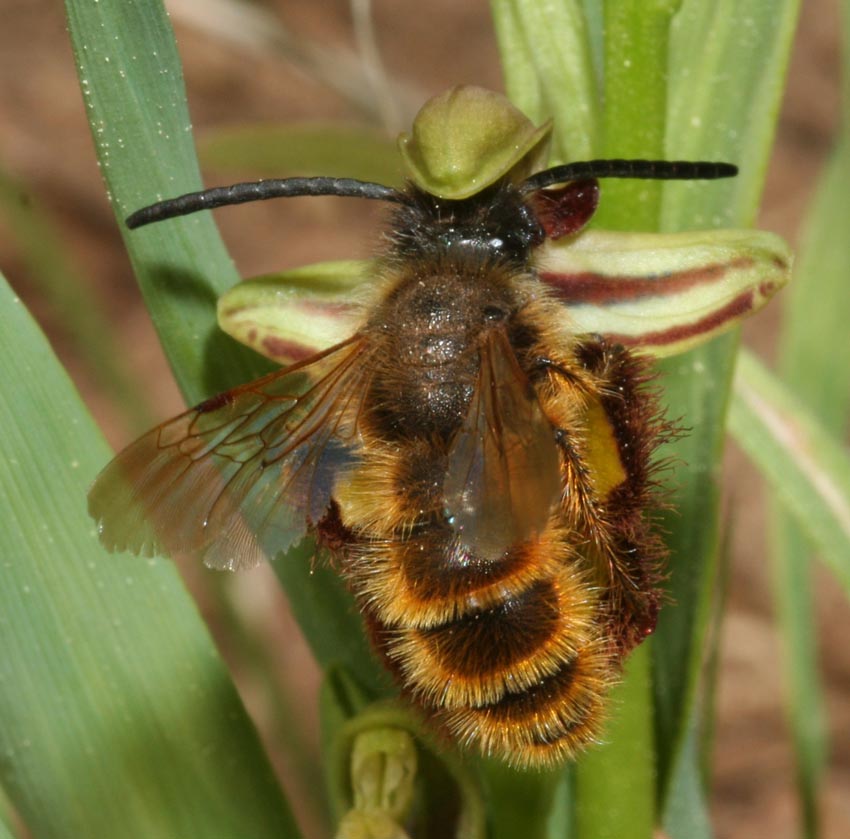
(338, 430), (613, 768)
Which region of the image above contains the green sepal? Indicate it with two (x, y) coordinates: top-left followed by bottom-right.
(538, 228), (791, 356)
(398, 86), (551, 199)
(217, 260), (370, 364)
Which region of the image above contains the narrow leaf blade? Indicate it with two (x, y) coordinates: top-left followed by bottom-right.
(65, 0), (272, 403)
(652, 0), (801, 811)
(730, 350), (850, 594)
(0, 275), (299, 839)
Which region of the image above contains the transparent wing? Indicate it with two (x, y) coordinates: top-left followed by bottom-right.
(443, 329), (562, 560)
(88, 336), (371, 570)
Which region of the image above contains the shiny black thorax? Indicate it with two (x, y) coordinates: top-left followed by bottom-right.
(387, 182), (545, 266)
(363, 184), (545, 440)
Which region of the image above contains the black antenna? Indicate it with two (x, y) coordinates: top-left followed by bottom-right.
(521, 159), (738, 193)
(126, 177), (404, 229)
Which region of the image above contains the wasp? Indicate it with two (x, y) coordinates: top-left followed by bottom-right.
(89, 87), (788, 767)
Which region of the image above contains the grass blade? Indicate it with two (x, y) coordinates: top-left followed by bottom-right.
(730, 350), (850, 598)
(652, 1), (801, 814)
(766, 3), (850, 826)
(660, 715), (714, 839)
(64, 0), (380, 694)
(0, 274), (298, 838)
(770, 520), (826, 838)
(273, 543), (388, 692)
(64, 0), (270, 402)
(732, 339), (850, 839)
(772, 2), (850, 828)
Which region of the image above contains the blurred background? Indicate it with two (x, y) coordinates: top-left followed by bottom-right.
(0, 1), (847, 837)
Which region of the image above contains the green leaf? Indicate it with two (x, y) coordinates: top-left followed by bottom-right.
(64, 0), (386, 701)
(0, 170), (152, 430)
(65, 0), (271, 403)
(769, 521), (826, 839)
(273, 543), (388, 693)
(732, 341), (850, 839)
(765, 9), (850, 823)
(651, 0), (801, 813)
(729, 350), (850, 597)
(660, 715), (714, 839)
(0, 788), (22, 839)
(0, 274), (298, 838)
(490, 0), (599, 161)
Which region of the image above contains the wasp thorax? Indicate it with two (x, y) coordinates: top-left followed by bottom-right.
(389, 184), (544, 266)
(364, 253), (531, 440)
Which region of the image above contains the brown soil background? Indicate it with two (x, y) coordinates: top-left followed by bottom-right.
(1, 1), (848, 837)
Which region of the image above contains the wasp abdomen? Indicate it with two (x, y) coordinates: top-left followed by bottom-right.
(440, 641), (612, 765)
(343, 438), (612, 767)
(354, 529), (567, 629)
(354, 539), (611, 767)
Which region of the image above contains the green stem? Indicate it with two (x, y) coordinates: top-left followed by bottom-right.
(575, 645), (655, 839)
(573, 4), (680, 836)
(595, 0), (681, 230)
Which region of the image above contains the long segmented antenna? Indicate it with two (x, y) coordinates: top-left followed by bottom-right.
(521, 159), (738, 193)
(126, 161), (738, 229)
(126, 177), (405, 229)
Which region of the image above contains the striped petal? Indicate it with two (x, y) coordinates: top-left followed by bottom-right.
(217, 260), (370, 364)
(537, 229), (791, 356)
